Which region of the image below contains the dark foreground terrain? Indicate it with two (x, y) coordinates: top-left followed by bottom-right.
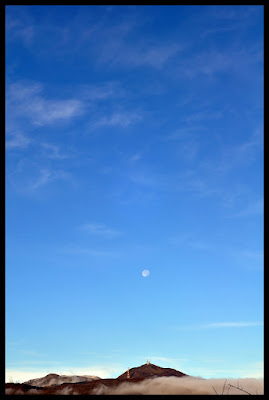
(5, 378), (148, 395)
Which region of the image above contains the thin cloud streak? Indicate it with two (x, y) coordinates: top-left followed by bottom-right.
(175, 321), (263, 330)
(62, 245), (121, 258)
(205, 322), (264, 328)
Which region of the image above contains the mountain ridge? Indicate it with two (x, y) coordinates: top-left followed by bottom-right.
(23, 373), (101, 387)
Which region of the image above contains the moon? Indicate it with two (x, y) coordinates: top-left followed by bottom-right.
(142, 269), (150, 277)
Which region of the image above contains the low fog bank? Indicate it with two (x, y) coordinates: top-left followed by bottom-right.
(93, 377), (264, 395)
(5, 377), (264, 395)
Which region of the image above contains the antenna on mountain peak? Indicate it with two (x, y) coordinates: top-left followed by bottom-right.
(127, 367), (130, 379)
(147, 359), (150, 365)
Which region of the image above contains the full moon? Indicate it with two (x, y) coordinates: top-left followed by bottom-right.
(142, 269), (150, 277)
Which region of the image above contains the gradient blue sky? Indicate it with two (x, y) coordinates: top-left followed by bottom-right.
(5, 5), (264, 382)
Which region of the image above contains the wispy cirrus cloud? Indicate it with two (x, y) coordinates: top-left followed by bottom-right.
(233, 198), (264, 217)
(6, 81), (85, 126)
(110, 42), (182, 69)
(30, 169), (54, 190)
(79, 223), (123, 238)
(204, 322), (263, 328)
(6, 8), (183, 71)
(26, 168), (72, 192)
(180, 43), (263, 80)
(62, 245), (120, 258)
(7, 163), (72, 194)
(87, 15), (183, 70)
(6, 13), (35, 47)
(182, 110), (223, 124)
(217, 128), (263, 174)
(5, 132), (31, 150)
(40, 142), (69, 160)
(77, 81), (125, 102)
(200, 6), (262, 41)
(94, 110), (142, 128)
(239, 249), (263, 260)
(233, 248), (263, 271)
(128, 152), (143, 163)
(168, 233), (213, 251)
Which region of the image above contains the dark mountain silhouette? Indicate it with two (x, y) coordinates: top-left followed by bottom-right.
(117, 362), (188, 380)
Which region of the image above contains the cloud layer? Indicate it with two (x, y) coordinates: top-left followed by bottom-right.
(93, 377), (264, 395)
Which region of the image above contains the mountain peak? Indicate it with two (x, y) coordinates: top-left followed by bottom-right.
(117, 362), (188, 380)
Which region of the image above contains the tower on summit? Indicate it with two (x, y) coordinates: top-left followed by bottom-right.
(127, 367), (130, 379)
(147, 359), (150, 365)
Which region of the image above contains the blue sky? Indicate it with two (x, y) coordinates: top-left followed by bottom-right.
(5, 5), (263, 382)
